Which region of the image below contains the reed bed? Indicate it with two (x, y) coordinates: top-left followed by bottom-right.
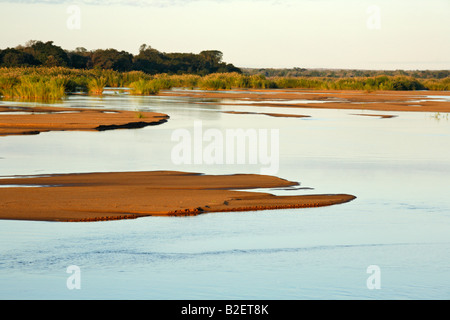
(87, 77), (107, 95)
(129, 79), (162, 95)
(0, 67), (448, 101)
(421, 78), (450, 91)
(0, 73), (67, 101)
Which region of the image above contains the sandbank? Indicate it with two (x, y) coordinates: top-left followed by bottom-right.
(351, 113), (398, 119)
(0, 105), (169, 137)
(0, 171), (356, 222)
(162, 89), (450, 113)
(222, 111), (310, 118)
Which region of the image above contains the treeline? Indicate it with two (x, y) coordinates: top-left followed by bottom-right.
(0, 41), (241, 75)
(243, 67), (450, 80)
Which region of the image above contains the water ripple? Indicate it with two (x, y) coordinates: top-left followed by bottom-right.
(86, 241), (443, 259)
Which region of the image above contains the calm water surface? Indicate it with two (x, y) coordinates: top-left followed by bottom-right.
(0, 91), (449, 299)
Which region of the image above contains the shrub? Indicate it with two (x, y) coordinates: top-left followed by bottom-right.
(129, 79), (161, 95)
(87, 76), (107, 95)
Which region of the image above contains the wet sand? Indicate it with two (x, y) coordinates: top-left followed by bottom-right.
(163, 89), (450, 113)
(0, 105), (169, 137)
(0, 171), (356, 222)
(6, 90), (422, 222)
(351, 113), (398, 119)
(223, 111), (310, 118)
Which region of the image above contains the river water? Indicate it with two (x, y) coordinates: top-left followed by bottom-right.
(0, 90), (449, 299)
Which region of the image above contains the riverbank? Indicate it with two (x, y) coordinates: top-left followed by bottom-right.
(0, 171), (356, 222)
(0, 105), (169, 136)
(162, 89), (450, 113)
(2, 88), (448, 222)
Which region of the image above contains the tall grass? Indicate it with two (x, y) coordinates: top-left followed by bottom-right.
(196, 73), (277, 90)
(0, 67), (449, 102)
(122, 70), (151, 86)
(0, 75), (19, 98)
(129, 79), (161, 95)
(421, 78), (450, 91)
(0, 74), (67, 101)
(163, 74), (201, 88)
(87, 77), (107, 95)
(270, 75), (429, 91)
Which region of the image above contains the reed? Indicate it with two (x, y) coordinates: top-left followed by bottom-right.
(197, 73), (241, 90)
(1, 67), (449, 103)
(0, 75), (67, 101)
(0, 75), (19, 98)
(164, 74), (201, 88)
(151, 75), (174, 90)
(87, 76), (107, 95)
(195, 73), (278, 90)
(122, 71), (151, 86)
(421, 78), (450, 91)
(129, 79), (161, 95)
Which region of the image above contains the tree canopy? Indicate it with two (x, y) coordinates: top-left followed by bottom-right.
(0, 41), (241, 75)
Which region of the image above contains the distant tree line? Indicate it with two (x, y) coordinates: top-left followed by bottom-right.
(0, 40), (242, 75)
(242, 67), (450, 80)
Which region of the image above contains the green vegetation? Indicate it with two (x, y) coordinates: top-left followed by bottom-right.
(431, 112), (449, 121)
(129, 79), (162, 95)
(0, 72), (67, 101)
(1, 41), (448, 102)
(176, 72), (450, 91)
(270, 75), (430, 91)
(0, 41), (241, 75)
(196, 73), (276, 90)
(421, 78), (450, 91)
(87, 76), (107, 95)
(243, 67), (450, 80)
(136, 112), (145, 119)
(0, 67), (449, 102)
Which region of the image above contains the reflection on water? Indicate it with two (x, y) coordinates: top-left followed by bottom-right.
(219, 98), (331, 105)
(0, 91), (449, 299)
(0, 185), (57, 188)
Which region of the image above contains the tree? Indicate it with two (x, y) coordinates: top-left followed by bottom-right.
(91, 49), (133, 71)
(0, 48), (38, 67)
(133, 45), (167, 74)
(200, 50), (223, 64)
(23, 40), (70, 67)
(0, 40), (242, 75)
(68, 51), (90, 69)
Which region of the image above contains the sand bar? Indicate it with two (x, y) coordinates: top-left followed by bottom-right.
(0, 105), (169, 137)
(0, 171), (356, 222)
(163, 89), (450, 113)
(351, 113), (398, 119)
(223, 111), (310, 118)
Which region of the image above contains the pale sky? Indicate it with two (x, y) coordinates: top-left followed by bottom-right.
(0, 0), (449, 70)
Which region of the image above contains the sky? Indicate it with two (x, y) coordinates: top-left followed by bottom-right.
(0, 0), (449, 70)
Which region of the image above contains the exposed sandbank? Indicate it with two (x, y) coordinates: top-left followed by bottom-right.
(351, 113), (398, 119)
(0, 106), (169, 137)
(162, 89), (450, 113)
(222, 111), (310, 118)
(0, 171), (356, 222)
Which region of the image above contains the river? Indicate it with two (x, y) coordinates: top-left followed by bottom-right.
(0, 90), (449, 299)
